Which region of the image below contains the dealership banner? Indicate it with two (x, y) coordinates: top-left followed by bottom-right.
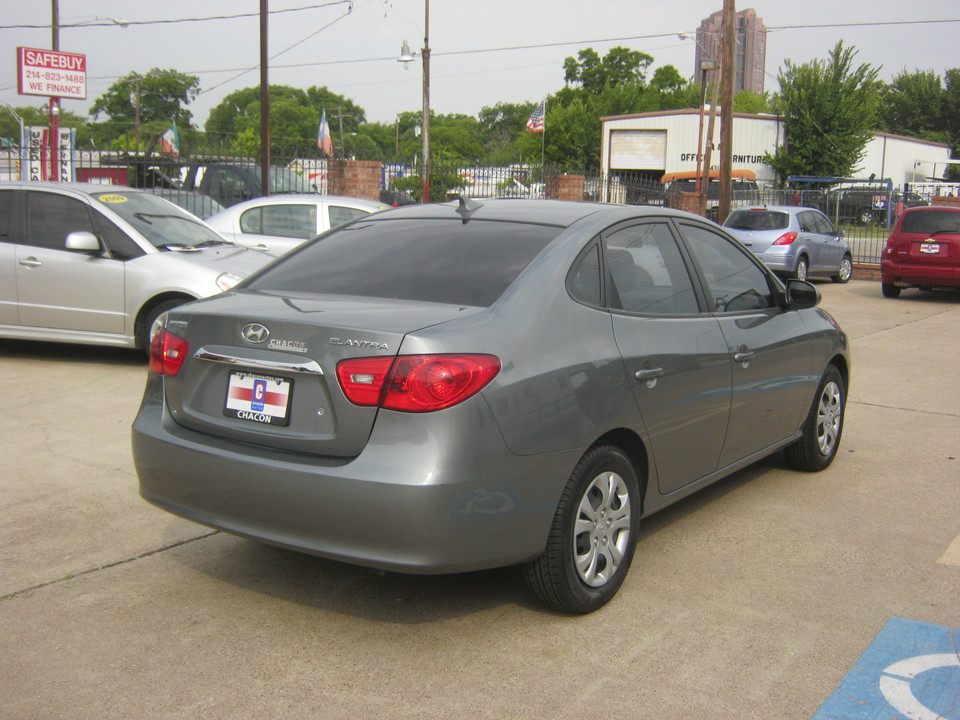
(23, 126), (76, 182)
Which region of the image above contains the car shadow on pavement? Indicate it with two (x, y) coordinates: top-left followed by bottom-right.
(159, 456), (787, 622)
(0, 339), (147, 367)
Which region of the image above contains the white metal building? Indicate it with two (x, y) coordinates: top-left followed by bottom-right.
(600, 109), (952, 185)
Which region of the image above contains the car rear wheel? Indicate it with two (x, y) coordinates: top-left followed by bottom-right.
(784, 366), (845, 472)
(859, 208), (876, 224)
(832, 255), (853, 283)
(524, 445), (640, 614)
(881, 282), (901, 298)
(794, 256), (809, 281)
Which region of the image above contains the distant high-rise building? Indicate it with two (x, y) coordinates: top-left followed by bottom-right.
(695, 8), (766, 94)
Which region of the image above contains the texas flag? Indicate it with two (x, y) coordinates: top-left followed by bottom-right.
(318, 109), (333, 157)
(159, 123), (180, 157)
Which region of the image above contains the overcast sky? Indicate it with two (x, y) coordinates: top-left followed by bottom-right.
(2, 0), (959, 128)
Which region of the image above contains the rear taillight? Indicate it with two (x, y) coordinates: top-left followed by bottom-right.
(337, 354), (501, 412)
(149, 329), (189, 376)
(772, 232), (798, 246)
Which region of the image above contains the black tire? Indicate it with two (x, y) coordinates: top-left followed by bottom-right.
(858, 207), (875, 224)
(524, 445), (640, 614)
(832, 255), (853, 283)
(784, 366), (845, 472)
(139, 299), (189, 354)
(881, 282), (901, 298)
(794, 256), (809, 281)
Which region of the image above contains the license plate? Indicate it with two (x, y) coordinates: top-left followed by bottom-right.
(224, 372), (292, 426)
(919, 242), (940, 254)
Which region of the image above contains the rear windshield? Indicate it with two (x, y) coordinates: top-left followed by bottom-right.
(244, 217), (562, 307)
(900, 209), (960, 234)
(725, 210), (789, 231)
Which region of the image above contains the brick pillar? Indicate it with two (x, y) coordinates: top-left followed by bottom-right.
(327, 159), (345, 196)
(676, 192), (701, 215)
(557, 175), (585, 202)
(933, 196), (960, 207)
(341, 160), (382, 201)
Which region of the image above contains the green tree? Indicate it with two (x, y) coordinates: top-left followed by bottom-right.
(563, 47), (654, 94)
(90, 68), (200, 135)
(0, 103), (92, 147)
(205, 85), (365, 159)
(878, 70), (947, 142)
(766, 42), (881, 181)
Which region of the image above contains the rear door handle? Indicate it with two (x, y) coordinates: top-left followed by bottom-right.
(734, 350), (755, 364)
(18, 257), (42, 267)
(634, 367), (664, 381)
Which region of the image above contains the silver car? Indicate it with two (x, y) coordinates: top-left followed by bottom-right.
(205, 194), (387, 256)
(723, 205), (853, 282)
(133, 199), (850, 614)
(0, 182), (274, 351)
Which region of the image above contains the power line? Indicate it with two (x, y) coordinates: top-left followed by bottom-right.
(0, 2), (353, 30)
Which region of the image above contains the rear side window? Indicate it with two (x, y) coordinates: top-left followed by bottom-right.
(246, 218), (561, 307)
(725, 210), (788, 231)
(0, 190), (12, 244)
(240, 204), (316, 239)
(328, 205), (372, 229)
(900, 210), (960, 234)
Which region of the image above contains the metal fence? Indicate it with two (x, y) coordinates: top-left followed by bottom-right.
(5, 145), (956, 265)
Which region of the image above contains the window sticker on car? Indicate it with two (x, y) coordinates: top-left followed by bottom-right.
(97, 194), (129, 203)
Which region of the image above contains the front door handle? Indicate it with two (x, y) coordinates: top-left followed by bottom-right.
(734, 349), (755, 364)
(18, 257), (42, 268)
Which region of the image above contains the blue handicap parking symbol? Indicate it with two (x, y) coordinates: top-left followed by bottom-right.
(812, 616), (960, 719)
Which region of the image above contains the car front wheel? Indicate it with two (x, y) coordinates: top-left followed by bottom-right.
(832, 255), (853, 283)
(784, 366), (845, 472)
(524, 445), (640, 614)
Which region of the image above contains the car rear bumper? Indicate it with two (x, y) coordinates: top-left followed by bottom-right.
(881, 258), (960, 287)
(132, 377), (575, 574)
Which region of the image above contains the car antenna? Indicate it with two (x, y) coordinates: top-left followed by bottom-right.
(456, 195), (483, 223)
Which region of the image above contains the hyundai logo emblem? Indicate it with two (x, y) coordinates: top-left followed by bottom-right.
(241, 323), (270, 344)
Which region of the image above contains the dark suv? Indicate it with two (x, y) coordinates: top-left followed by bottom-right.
(807, 187), (927, 225)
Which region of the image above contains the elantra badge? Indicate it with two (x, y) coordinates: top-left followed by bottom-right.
(241, 323), (270, 344)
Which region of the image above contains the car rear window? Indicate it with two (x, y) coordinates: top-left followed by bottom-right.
(725, 210), (789, 231)
(900, 209), (960, 234)
(245, 217), (562, 307)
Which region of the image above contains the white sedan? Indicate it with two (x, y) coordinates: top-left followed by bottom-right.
(205, 194), (388, 256)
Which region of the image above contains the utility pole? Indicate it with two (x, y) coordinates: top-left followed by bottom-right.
(718, 0), (736, 223)
(50, 0), (60, 181)
(332, 106), (352, 157)
(259, 0), (270, 196)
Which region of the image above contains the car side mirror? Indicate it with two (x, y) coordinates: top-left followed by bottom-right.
(65, 231), (101, 253)
(784, 279), (820, 309)
(835, 228), (844, 238)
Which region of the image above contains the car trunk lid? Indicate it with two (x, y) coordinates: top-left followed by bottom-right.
(159, 291), (479, 456)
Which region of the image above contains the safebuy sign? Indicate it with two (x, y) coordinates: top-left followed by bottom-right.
(17, 47), (87, 100)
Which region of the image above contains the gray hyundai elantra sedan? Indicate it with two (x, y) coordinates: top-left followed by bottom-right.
(133, 198), (850, 614)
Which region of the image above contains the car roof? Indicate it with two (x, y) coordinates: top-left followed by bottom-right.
(223, 194), (386, 211)
(728, 205), (810, 215)
(362, 198), (701, 228)
(0, 181), (145, 196)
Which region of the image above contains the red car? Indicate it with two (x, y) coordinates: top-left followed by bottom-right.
(881, 205), (960, 298)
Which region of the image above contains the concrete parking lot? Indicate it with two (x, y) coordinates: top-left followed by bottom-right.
(1, 280), (958, 719)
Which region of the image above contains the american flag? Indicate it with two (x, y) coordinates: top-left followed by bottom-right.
(526, 100), (545, 133)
